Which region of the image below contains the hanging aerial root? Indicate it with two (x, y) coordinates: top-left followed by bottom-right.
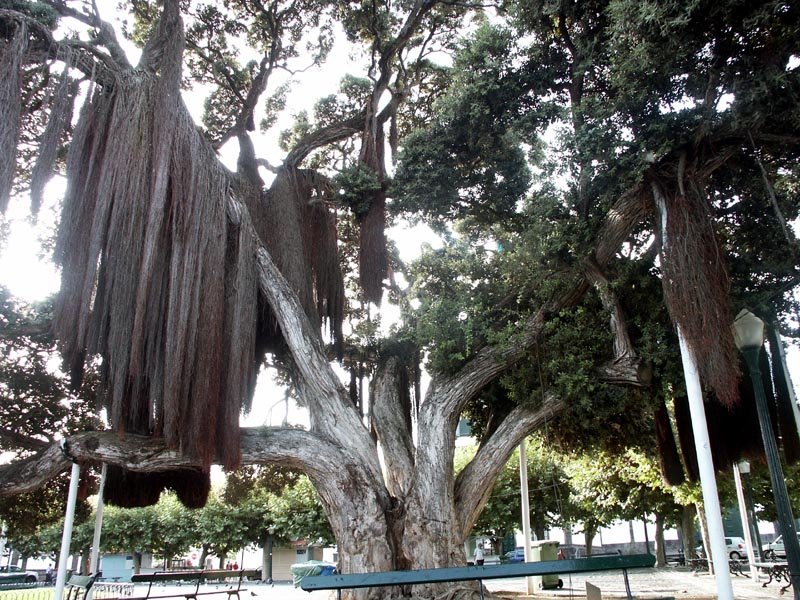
(0, 19), (28, 212)
(53, 69), (260, 485)
(30, 55), (78, 216)
(657, 182), (740, 406)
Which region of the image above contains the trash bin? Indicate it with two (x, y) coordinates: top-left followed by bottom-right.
(289, 561), (338, 587)
(530, 540), (563, 590)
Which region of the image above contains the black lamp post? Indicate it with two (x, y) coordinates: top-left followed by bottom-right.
(266, 528), (274, 584)
(733, 309), (800, 599)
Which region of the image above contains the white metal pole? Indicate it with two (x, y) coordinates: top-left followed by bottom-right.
(519, 440), (534, 595)
(678, 333), (734, 600)
(733, 464), (757, 578)
(90, 464), (107, 574)
(653, 185), (734, 600)
(54, 462), (81, 600)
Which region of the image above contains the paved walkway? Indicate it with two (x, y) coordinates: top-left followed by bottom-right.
(137, 566), (791, 599)
(484, 565), (790, 599)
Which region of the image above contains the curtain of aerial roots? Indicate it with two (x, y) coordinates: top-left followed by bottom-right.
(660, 183), (740, 406)
(0, 19), (28, 212)
(252, 167), (345, 355)
(52, 67), (259, 505)
(30, 58), (78, 216)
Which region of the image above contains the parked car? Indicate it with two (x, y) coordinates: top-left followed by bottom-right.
(503, 548), (526, 563)
(763, 533), (800, 559)
(0, 566), (38, 584)
(695, 536), (748, 560)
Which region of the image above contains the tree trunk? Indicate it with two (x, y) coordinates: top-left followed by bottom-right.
(199, 548), (209, 571)
(584, 524), (597, 557)
(654, 514), (667, 567)
(133, 552), (142, 575)
(680, 505), (696, 559)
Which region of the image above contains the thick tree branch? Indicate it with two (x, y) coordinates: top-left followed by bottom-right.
(45, 0), (133, 71)
(370, 358), (415, 497)
(418, 187), (653, 441)
(583, 257), (649, 387)
(253, 244), (385, 485)
(584, 257), (636, 361)
(0, 9), (114, 85)
(0, 428), (346, 497)
(453, 393), (566, 538)
(284, 113), (365, 168)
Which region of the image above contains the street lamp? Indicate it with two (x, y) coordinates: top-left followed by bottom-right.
(733, 308), (800, 599)
(266, 527), (275, 584)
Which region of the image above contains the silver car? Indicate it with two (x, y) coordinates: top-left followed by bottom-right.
(0, 565), (38, 584)
(696, 536), (748, 560)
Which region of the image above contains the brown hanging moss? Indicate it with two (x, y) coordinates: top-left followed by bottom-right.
(30, 59), (78, 215)
(104, 466), (165, 508)
(0, 19), (27, 212)
(103, 466), (210, 509)
(53, 4), (260, 496)
(249, 167), (345, 354)
(654, 400), (685, 486)
(357, 116), (388, 305)
(658, 177), (740, 406)
(359, 191), (388, 305)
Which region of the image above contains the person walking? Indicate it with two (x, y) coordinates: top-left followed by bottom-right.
(474, 543), (485, 566)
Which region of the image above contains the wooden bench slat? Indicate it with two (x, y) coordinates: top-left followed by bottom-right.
(300, 554), (656, 591)
(131, 572), (204, 583)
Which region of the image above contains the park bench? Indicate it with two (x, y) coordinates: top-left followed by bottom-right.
(65, 574), (97, 600)
(130, 569), (260, 600)
(688, 557), (749, 577)
(665, 550), (685, 566)
(300, 553), (656, 600)
(754, 561), (792, 594)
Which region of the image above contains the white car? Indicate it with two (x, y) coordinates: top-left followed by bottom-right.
(763, 533), (800, 559)
(695, 536), (748, 560)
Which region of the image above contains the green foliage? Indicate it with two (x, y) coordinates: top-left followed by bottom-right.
(194, 492), (250, 561)
(466, 439), (570, 539)
(391, 26), (539, 228)
(0, 290), (101, 540)
(0, 293), (101, 455)
(223, 465), (300, 504)
(266, 476), (333, 545)
(0, 1), (58, 29)
(334, 163), (383, 218)
(101, 503), (162, 555)
(402, 240), (514, 374)
(564, 448), (683, 532)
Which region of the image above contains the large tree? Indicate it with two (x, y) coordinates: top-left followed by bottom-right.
(1, 1), (799, 599)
